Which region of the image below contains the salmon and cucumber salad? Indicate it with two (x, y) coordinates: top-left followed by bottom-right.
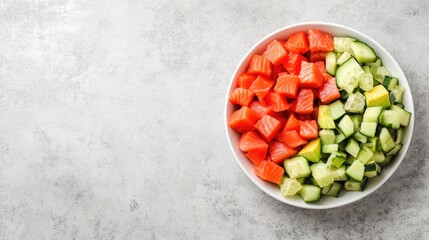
(228, 29), (411, 203)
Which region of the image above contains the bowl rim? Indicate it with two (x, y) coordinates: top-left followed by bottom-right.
(224, 22), (415, 209)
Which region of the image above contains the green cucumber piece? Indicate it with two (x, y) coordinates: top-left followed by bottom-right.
(337, 52), (352, 65)
(333, 37), (356, 53)
(344, 177), (368, 191)
(280, 178), (303, 196)
(379, 128), (395, 153)
(326, 152), (347, 168)
(390, 105), (411, 127)
(319, 129), (336, 145)
(283, 156), (311, 179)
(363, 106), (383, 123)
(330, 165), (348, 181)
(344, 92), (366, 113)
(336, 58), (364, 93)
(322, 144), (339, 154)
(345, 138), (360, 157)
(325, 182), (342, 197)
(353, 132), (368, 143)
(356, 146), (374, 164)
(338, 115), (355, 138)
(326, 52), (337, 75)
(359, 72), (374, 91)
(350, 41), (377, 63)
(329, 100), (346, 120)
(346, 160), (365, 182)
(379, 110), (401, 129)
(360, 122), (377, 137)
(299, 185), (321, 203)
(310, 162), (334, 187)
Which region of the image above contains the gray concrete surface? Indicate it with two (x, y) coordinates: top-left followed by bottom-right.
(0, 0), (428, 239)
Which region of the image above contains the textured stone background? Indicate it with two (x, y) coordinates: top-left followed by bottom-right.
(0, 0), (428, 239)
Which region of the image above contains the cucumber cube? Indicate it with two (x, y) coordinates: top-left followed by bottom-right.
(299, 185), (321, 203)
(346, 160), (365, 182)
(280, 177), (303, 196)
(356, 147), (374, 164)
(338, 115), (355, 138)
(310, 162), (334, 188)
(319, 129), (336, 144)
(284, 157), (311, 179)
(360, 122), (377, 137)
(345, 138), (360, 158)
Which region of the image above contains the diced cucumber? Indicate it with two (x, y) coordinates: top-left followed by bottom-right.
(346, 160), (365, 182)
(363, 106), (383, 123)
(344, 177), (368, 191)
(344, 155), (356, 165)
(364, 58), (382, 67)
(383, 76), (398, 90)
(326, 152), (347, 168)
(362, 65), (371, 73)
(307, 177), (320, 187)
(296, 177), (306, 184)
(330, 165), (348, 181)
(335, 132), (347, 144)
(345, 138), (360, 157)
(322, 144), (339, 154)
(379, 128), (395, 153)
(395, 103), (404, 109)
(395, 128), (404, 144)
(364, 85), (391, 108)
(310, 162), (334, 187)
(326, 52), (337, 75)
(338, 115), (355, 138)
(318, 105), (336, 129)
(387, 144), (402, 156)
(379, 110), (401, 129)
(350, 41), (377, 63)
(284, 156), (311, 179)
(364, 162), (381, 178)
(356, 146), (374, 164)
(329, 100), (346, 120)
(364, 137), (378, 152)
(336, 58), (364, 93)
(344, 92), (366, 113)
(369, 151), (385, 164)
(360, 122), (377, 137)
(325, 182), (342, 197)
(333, 37), (356, 53)
(390, 105), (411, 127)
(280, 177), (303, 196)
(353, 132), (368, 143)
(379, 155), (393, 167)
(371, 66), (392, 84)
(299, 138), (321, 163)
(337, 52), (352, 65)
(391, 85), (404, 103)
(299, 185), (321, 203)
(319, 129), (336, 144)
(358, 72), (374, 91)
(322, 184), (333, 195)
(350, 114), (363, 132)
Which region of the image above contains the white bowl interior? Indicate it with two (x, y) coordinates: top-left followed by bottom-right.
(224, 23), (414, 209)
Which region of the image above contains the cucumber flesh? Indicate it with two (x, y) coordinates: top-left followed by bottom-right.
(350, 41), (377, 63)
(299, 185), (321, 203)
(326, 52), (337, 75)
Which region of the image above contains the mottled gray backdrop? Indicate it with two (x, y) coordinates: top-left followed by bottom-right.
(0, 0), (428, 239)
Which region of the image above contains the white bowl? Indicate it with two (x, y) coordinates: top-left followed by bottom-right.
(224, 22), (414, 209)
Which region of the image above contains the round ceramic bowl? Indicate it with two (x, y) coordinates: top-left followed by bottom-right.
(224, 22), (414, 209)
